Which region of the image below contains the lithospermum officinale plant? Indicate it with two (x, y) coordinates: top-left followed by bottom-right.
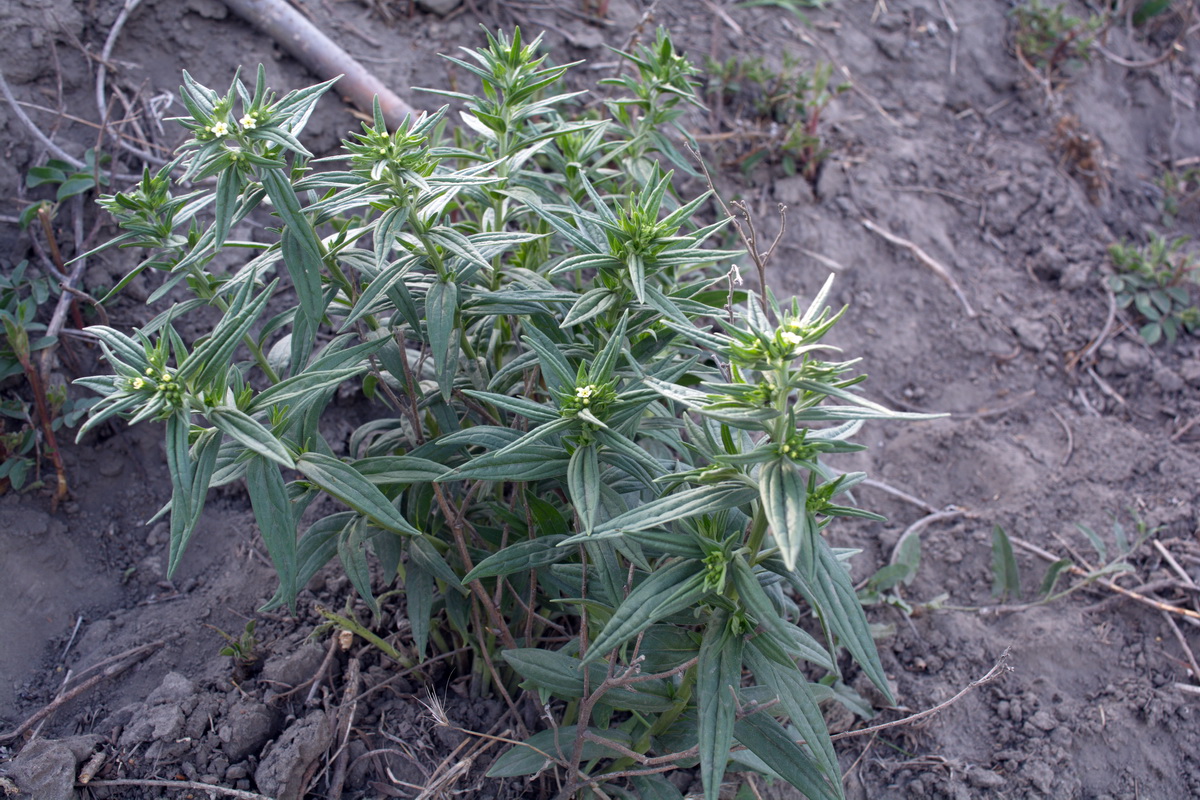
(81, 28), (933, 800)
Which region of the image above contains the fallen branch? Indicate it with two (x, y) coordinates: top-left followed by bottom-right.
(1008, 535), (1200, 624)
(861, 218), (977, 318)
(0, 640), (163, 744)
(80, 779), (273, 800)
(220, 0), (416, 128)
(831, 647), (1012, 740)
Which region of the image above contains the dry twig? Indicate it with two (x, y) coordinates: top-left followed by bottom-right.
(861, 218), (977, 317)
(81, 779), (273, 799)
(1008, 535), (1200, 624)
(0, 640), (163, 744)
(832, 648), (1012, 740)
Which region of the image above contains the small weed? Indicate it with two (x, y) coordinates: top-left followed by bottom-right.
(1012, 0), (1103, 77)
(704, 53), (847, 183)
(209, 619), (261, 681)
(2, 151), (109, 503)
(0, 261), (93, 497)
(1107, 232), (1199, 344)
(1156, 165), (1200, 227)
(990, 512), (1159, 606)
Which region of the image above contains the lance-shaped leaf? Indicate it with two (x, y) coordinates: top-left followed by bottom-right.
(166, 421), (221, 578)
(771, 543), (894, 703)
(568, 444), (601, 534)
(208, 406), (294, 467)
(583, 559), (706, 663)
(338, 515), (379, 614)
(521, 321), (575, 396)
(178, 278), (276, 389)
(165, 413), (197, 577)
(246, 454), (299, 610)
(261, 512), (352, 611)
(697, 610), (744, 800)
(562, 287), (619, 327)
(502, 649), (673, 712)
(486, 725), (633, 778)
(759, 458), (814, 574)
(561, 483), (756, 545)
(425, 278), (458, 401)
(296, 452), (420, 536)
(733, 712), (841, 800)
(439, 445), (570, 482)
(261, 168), (326, 326)
(406, 558), (433, 658)
(248, 366), (366, 415)
(743, 643), (841, 793)
(462, 535), (570, 582)
(731, 556), (834, 671)
(461, 390), (558, 423)
(409, 536), (468, 596)
(351, 456), (450, 485)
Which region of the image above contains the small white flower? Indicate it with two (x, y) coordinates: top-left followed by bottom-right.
(207, 121), (230, 137)
(576, 385), (596, 399)
(780, 331), (803, 346)
(239, 115), (257, 130)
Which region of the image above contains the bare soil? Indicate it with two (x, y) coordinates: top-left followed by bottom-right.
(2, 1), (1200, 798)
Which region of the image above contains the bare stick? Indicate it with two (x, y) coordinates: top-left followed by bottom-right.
(1153, 540), (1196, 589)
(861, 218), (976, 317)
(81, 779), (273, 799)
(1071, 284), (1117, 370)
(831, 648), (1011, 740)
(890, 508), (970, 566)
(1008, 535), (1200, 623)
(0, 640), (163, 743)
(1049, 407), (1074, 467)
(1162, 610), (1200, 685)
(860, 477), (939, 514)
(327, 656), (362, 800)
(0, 67), (86, 170)
(220, 0), (416, 128)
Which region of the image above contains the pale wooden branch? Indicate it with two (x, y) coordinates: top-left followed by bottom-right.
(221, 0), (416, 128)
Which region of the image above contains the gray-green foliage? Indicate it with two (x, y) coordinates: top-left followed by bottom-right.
(82, 28), (931, 799)
(1107, 232), (1199, 345)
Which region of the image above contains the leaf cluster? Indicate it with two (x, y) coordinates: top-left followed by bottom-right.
(1107, 232), (1199, 344)
(703, 53), (847, 181)
(81, 28), (932, 800)
(1011, 0), (1102, 76)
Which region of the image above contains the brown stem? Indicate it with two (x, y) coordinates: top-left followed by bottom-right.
(15, 352), (67, 509)
(431, 482), (518, 651)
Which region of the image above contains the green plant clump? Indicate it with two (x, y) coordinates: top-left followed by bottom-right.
(81, 29), (931, 800)
(1108, 232), (1199, 344)
(1011, 0), (1102, 76)
(704, 53), (846, 181)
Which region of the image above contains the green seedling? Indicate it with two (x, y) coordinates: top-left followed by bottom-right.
(705, 53), (847, 182)
(81, 28), (938, 800)
(1156, 166), (1200, 227)
(989, 513), (1159, 607)
(1011, 0), (1102, 77)
(210, 619), (261, 681)
(1107, 232), (1199, 344)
